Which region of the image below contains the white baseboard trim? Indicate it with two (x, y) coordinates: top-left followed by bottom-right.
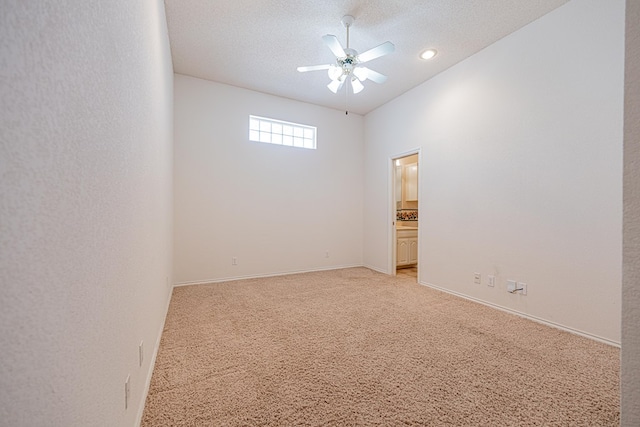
(173, 264), (364, 287)
(362, 264), (389, 275)
(420, 280), (621, 348)
(135, 286), (174, 427)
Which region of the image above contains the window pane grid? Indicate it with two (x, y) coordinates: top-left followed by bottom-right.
(249, 115), (316, 150)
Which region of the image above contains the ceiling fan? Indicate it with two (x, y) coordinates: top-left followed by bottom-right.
(297, 15), (395, 95)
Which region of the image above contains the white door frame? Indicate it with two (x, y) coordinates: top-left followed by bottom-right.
(389, 148), (421, 278)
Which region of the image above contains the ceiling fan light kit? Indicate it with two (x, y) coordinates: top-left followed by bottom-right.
(297, 15), (395, 95)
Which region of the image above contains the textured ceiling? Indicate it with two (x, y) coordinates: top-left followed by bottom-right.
(164, 0), (569, 115)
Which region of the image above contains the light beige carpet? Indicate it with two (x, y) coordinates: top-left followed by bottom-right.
(141, 267), (619, 426)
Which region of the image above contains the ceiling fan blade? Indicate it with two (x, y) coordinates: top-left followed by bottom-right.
(358, 41), (395, 63)
(322, 34), (346, 58)
(360, 67), (388, 84)
(352, 67), (368, 81)
(297, 64), (332, 72)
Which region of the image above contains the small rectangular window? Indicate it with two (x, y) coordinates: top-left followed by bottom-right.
(249, 115), (316, 150)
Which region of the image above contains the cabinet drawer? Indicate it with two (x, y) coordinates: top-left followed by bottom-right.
(397, 229), (417, 239)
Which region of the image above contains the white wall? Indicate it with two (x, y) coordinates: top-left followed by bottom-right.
(364, 0), (624, 343)
(0, 1), (173, 426)
(623, 0), (640, 424)
(174, 75), (363, 284)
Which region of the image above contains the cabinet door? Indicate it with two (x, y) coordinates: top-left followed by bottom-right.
(409, 238), (418, 264)
(397, 239), (409, 266)
(404, 163), (418, 201)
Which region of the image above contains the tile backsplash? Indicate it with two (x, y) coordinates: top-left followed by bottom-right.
(397, 210), (418, 221)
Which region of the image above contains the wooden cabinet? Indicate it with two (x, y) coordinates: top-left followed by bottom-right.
(397, 229), (418, 267)
(397, 239), (409, 265)
(395, 161), (418, 209)
(409, 238), (418, 264)
(404, 163), (418, 201)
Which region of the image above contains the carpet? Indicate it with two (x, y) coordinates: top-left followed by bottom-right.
(141, 267), (619, 426)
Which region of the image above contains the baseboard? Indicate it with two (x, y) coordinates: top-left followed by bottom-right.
(173, 264), (364, 287)
(362, 264), (389, 275)
(420, 280), (620, 348)
(135, 286), (174, 427)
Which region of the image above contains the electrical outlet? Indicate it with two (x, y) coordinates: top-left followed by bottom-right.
(507, 280), (527, 295)
(139, 341), (144, 367)
(488, 275), (495, 287)
(232, 257), (237, 266)
(518, 282), (527, 295)
(325, 250), (329, 258)
(125, 375), (130, 410)
(474, 272), (481, 284)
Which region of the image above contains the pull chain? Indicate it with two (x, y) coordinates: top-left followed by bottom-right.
(345, 77), (349, 115)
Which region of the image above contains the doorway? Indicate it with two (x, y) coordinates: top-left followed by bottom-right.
(392, 152), (419, 281)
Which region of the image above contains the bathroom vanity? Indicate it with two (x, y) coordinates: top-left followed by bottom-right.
(396, 226), (418, 267)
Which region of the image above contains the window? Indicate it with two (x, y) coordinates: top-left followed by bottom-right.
(249, 115), (316, 150)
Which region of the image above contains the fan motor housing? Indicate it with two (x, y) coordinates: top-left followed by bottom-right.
(340, 48), (358, 72)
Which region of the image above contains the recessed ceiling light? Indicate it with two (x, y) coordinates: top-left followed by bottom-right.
(420, 49), (437, 60)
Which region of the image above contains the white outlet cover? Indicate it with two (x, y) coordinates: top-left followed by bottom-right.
(519, 282), (527, 295)
(488, 275), (495, 287)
